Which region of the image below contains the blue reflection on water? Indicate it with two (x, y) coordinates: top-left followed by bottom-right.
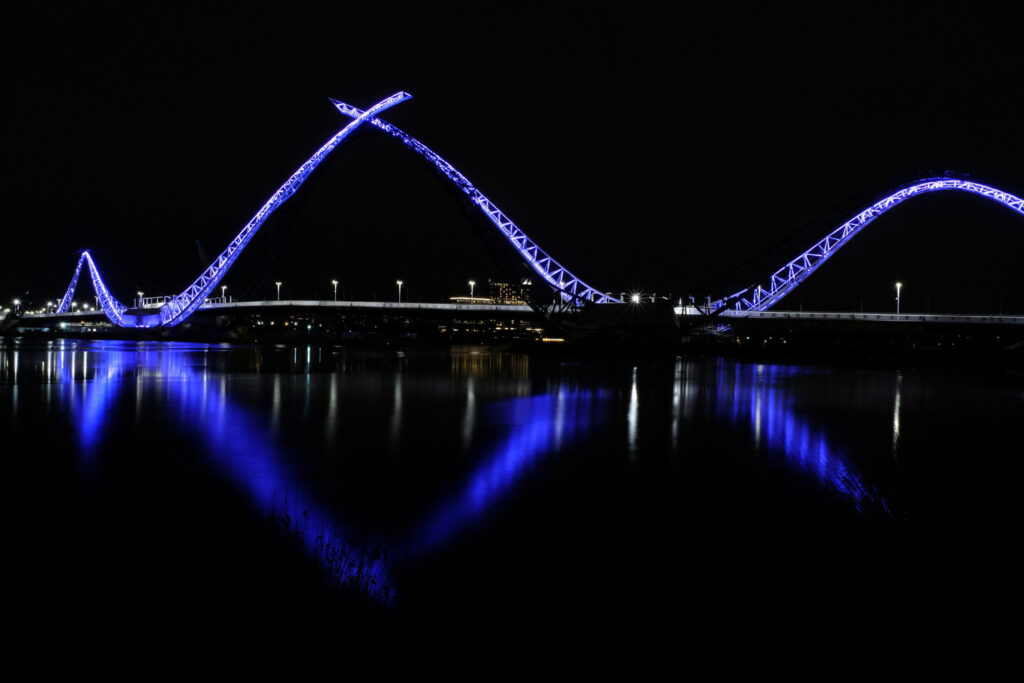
(171, 357), (396, 604)
(35, 341), (608, 604)
(50, 345), (124, 458)
(403, 387), (605, 557)
(47, 342), (397, 604)
(21, 339), (889, 607)
(711, 361), (883, 513)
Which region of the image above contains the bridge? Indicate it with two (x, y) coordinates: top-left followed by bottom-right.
(24, 299), (534, 320)
(13, 299), (539, 343)
(6, 90), (1024, 333)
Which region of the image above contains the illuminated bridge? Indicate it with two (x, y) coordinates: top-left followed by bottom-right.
(24, 299), (533, 321)
(11, 91), (1024, 332)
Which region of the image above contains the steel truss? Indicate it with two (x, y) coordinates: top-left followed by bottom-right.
(713, 177), (1024, 315)
(56, 251), (130, 324)
(330, 100), (620, 306)
(60, 92), (411, 328)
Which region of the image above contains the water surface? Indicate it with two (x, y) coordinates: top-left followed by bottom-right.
(4, 338), (1024, 659)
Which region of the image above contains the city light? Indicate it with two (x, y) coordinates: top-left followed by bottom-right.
(396, 280), (403, 303)
(332, 279), (339, 301)
(275, 281), (282, 301)
(896, 282), (902, 318)
(469, 280), (476, 298)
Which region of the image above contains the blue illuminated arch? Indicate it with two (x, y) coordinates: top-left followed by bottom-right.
(59, 92), (412, 328)
(56, 251), (87, 314)
(330, 100), (620, 305)
(714, 177), (1024, 315)
(56, 250), (130, 323)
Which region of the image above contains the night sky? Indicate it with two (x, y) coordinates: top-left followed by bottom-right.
(5, 3), (1024, 313)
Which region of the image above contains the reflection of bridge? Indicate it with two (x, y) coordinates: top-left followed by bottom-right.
(21, 91), (1024, 331)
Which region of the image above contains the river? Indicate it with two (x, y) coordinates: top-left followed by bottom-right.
(3, 338), (1022, 666)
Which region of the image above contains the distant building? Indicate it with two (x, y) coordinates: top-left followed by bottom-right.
(488, 278), (528, 305)
(449, 295), (495, 304)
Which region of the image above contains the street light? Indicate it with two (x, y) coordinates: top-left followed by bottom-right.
(396, 280), (403, 303)
(275, 281), (282, 301)
(137, 291), (144, 308)
(469, 279), (476, 298)
(895, 282), (902, 318)
(332, 279), (338, 301)
(221, 285), (227, 302)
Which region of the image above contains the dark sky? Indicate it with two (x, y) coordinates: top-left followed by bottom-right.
(4, 2), (1024, 312)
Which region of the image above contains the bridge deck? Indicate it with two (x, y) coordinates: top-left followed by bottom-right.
(22, 299), (534, 322)
(718, 310), (1024, 325)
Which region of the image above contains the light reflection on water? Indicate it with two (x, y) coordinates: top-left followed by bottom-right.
(2, 341), (615, 603)
(701, 361), (883, 513)
(1, 338), (887, 604)
(403, 386), (607, 556)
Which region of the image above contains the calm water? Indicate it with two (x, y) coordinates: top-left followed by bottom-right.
(4, 337), (1024, 661)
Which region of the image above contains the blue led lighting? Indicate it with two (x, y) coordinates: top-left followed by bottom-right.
(56, 251), (131, 325)
(58, 93), (411, 329)
(55, 252), (86, 314)
(714, 177), (1024, 314)
(61, 90), (617, 327)
(157, 92), (412, 328)
(330, 100), (620, 305)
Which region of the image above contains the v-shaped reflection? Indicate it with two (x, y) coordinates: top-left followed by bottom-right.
(42, 343), (887, 606)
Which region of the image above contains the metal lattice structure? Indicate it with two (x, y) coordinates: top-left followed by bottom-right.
(713, 177), (1024, 315)
(58, 100), (1024, 328)
(56, 251), (87, 313)
(56, 251), (130, 324)
(329, 99), (619, 305)
(59, 92), (411, 328)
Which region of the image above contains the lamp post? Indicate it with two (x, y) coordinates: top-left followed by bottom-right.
(396, 280), (403, 303)
(469, 280), (476, 299)
(137, 291), (144, 308)
(332, 279), (338, 301)
(895, 282), (902, 318)
(275, 281), (282, 301)
(221, 285), (227, 302)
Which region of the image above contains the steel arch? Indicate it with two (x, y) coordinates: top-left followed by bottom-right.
(56, 250), (130, 323)
(713, 177), (1024, 315)
(59, 92), (411, 328)
(330, 100), (620, 305)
